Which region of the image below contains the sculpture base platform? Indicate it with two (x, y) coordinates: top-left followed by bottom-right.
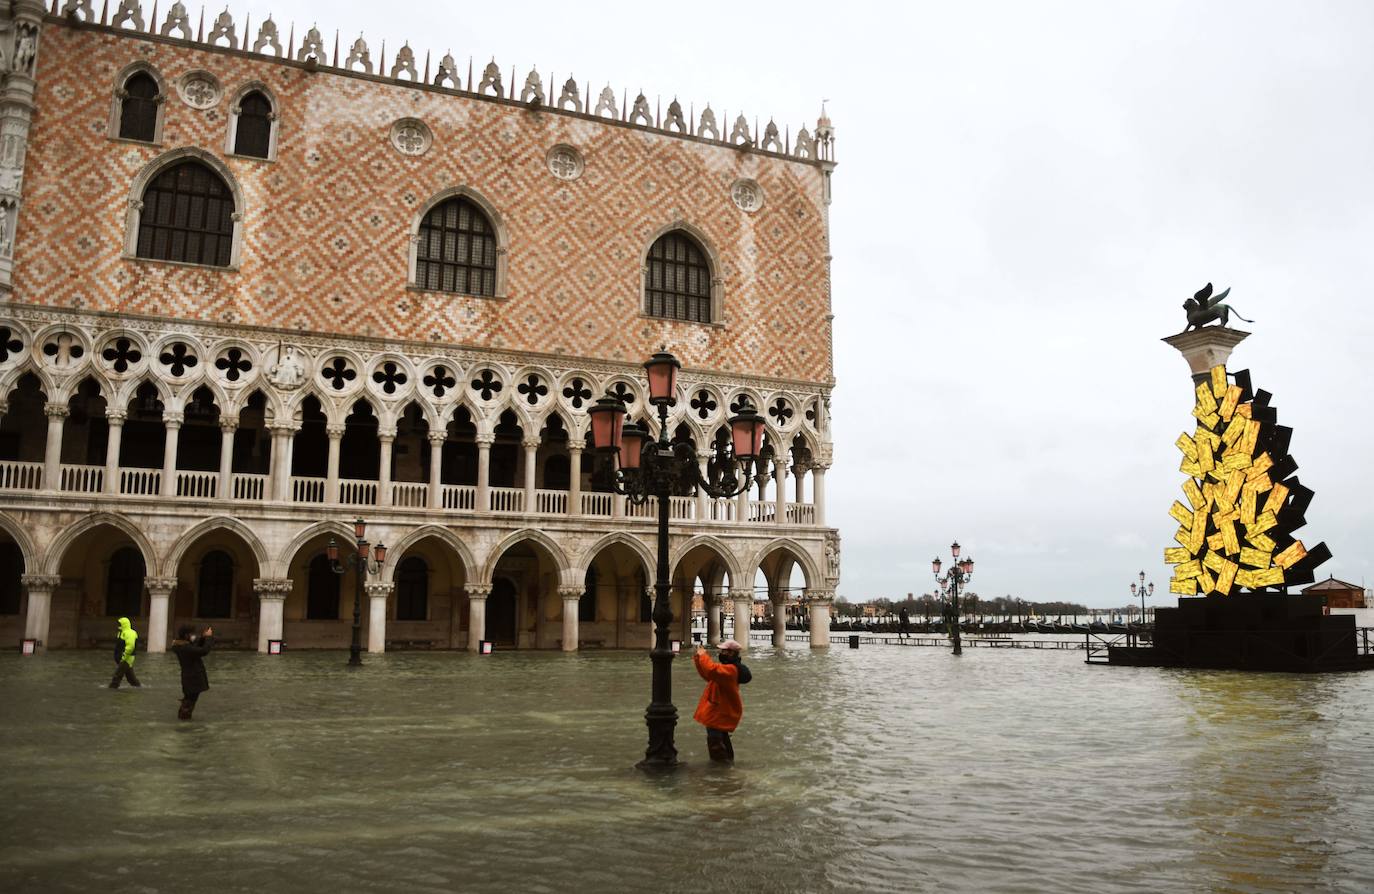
(1108, 594), (1374, 673)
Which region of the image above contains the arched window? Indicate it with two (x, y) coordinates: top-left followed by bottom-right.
(415, 196), (497, 296)
(580, 565), (598, 623)
(395, 556), (428, 621)
(196, 550), (234, 618)
(135, 161), (235, 267)
(307, 553), (340, 620)
(106, 547), (145, 617)
(119, 71), (160, 142)
(233, 90), (273, 159)
(645, 231), (712, 323)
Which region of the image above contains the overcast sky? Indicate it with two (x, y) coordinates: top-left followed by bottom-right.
(255, 1), (1374, 607)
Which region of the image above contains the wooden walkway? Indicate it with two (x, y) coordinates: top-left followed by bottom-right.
(748, 632), (1108, 651)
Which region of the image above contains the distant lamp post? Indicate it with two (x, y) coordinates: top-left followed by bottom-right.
(589, 350), (766, 771)
(932, 541), (975, 656)
(1130, 571), (1154, 629)
(327, 517), (386, 667)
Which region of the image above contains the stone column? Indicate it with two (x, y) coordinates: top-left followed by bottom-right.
(559, 586), (583, 652)
(475, 434), (494, 512)
(42, 402), (66, 490)
(806, 589), (835, 649)
(706, 588), (721, 645)
(159, 412), (183, 497)
(793, 463), (807, 506)
(696, 453), (710, 520)
(771, 593), (788, 647)
(522, 436), (540, 510)
(266, 424), (292, 501)
(466, 583), (492, 650)
(217, 418), (237, 499)
(567, 439), (584, 516)
(254, 578), (292, 652)
(377, 429), (395, 507)
(325, 424), (345, 504)
(730, 589), (754, 652)
(427, 431), (446, 510)
(812, 462), (829, 526)
(774, 457), (788, 524)
(736, 482), (749, 524)
(103, 410), (126, 495)
(144, 577), (178, 653)
(366, 583), (392, 653)
(21, 573), (60, 650)
(1162, 326), (1250, 387)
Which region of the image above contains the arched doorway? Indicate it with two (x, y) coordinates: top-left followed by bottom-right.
(487, 535), (567, 649)
(168, 525), (265, 649)
(386, 532), (470, 649)
(48, 522), (155, 648)
(0, 537), (24, 643)
(488, 577), (518, 645)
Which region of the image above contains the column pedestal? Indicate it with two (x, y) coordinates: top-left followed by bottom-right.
(771, 596), (787, 647)
(730, 590), (754, 652)
(1162, 327), (1250, 385)
(145, 577), (178, 653)
(466, 584), (492, 651)
(559, 588), (582, 652)
(21, 574), (60, 651)
(254, 578), (292, 652)
(706, 593), (721, 645)
(366, 583), (392, 653)
(807, 589), (835, 648)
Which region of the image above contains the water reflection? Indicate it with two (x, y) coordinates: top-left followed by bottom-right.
(2, 648), (1372, 893)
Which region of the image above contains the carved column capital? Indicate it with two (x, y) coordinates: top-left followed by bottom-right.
(728, 588), (754, 606)
(566, 439), (585, 452)
(475, 434), (496, 447)
(364, 582), (394, 599)
(106, 409), (128, 424)
(465, 583), (493, 600)
(218, 417), (239, 432)
(254, 577), (293, 600)
(162, 412), (184, 429)
(21, 573), (62, 593)
(558, 586), (584, 601)
(325, 424), (347, 439)
(427, 431), (448, 446)
(145, 577), (179, 596)
(522, 436), (542, 450)
(804, 588), (836, 604)
(44, 402), (69, 418)
(378, 429), (397, 442)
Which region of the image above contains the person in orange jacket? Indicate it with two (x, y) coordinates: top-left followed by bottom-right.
(693, 639), (752, 763)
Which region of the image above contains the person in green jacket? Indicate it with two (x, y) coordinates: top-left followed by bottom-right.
(109, 616), (141, 689)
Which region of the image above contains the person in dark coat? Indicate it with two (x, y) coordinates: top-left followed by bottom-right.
(899, 606), (911, 640)
(171, 625), (215, 720)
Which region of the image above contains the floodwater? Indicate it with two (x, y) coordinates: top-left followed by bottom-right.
(2, 644), (1372, 893)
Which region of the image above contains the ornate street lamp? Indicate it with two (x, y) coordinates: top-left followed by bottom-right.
(327, 517), (386, 667)
(589, 350), (765, 771)
(1130, 570), (1154, 630)
(932, 541), (976, 656)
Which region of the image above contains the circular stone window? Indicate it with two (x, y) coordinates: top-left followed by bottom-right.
(731, 178), (763, 213)
(546, 144), (584, 181)
(176, 71), (223, 110)
(390, 118), (433, 157)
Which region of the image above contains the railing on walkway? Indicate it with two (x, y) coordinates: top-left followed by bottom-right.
(60, 463), (104, 494)
(175, 470), (218, 499)
(489, 486), (523, 513)
(338, 478), (377, 506)
(392, 481), (428, 508)
(581, 492), (613, 516)
(534, 488), (567, 515)
(0, 459), (43, 491)
(669, 496), (695, 520)
(292, 476), (326, 504)
(119, 468), (160, 496)
(232, 472), (268, 501)
(442, 484), (475, 510)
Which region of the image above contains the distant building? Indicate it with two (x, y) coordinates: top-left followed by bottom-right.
(1301, 577), (1366, 609)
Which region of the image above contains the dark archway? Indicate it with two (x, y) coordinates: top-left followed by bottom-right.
(62, 377), (109, 466)
(196, 549), (234, 618)
(120, 382), (165, 469)
(395, 555), (429, 621)
(488, 577), (518, 644)
(306, 554), (340, 620)
(0, 373), (46, 463)
(0, 540), (21, 615)
(106, 546), (146, 617)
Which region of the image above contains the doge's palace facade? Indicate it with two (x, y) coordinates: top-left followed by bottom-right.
(0, 0), (839, 654)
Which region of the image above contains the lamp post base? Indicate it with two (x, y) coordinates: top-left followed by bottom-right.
(637, 703), (682, 772)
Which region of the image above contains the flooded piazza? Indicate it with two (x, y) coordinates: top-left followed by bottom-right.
(3, 644), (1372, 893)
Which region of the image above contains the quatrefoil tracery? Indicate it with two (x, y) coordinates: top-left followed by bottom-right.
(768, 397), (794, 425)
(158, 342), (199, 377)
(42, 333), (85, 366)
(607, 381), (636, 407)
(423, 365), (456, 398)
(690, 389), (718, 420)
(101, 337), (142, 373)
(470, 368), (503, 401)
(372, 361), (408, 395)
(322, 356), (357, 390)
(214, 348), (253, 382)
(729, 395), (756, 416)
(517, 374), (548, 406)
(0, 327), (22, 363)
(562, 377), (592, 409)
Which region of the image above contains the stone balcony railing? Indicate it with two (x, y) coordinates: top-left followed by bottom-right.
(0, 458), (824, 526)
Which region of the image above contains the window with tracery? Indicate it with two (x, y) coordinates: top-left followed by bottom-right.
(415, 197), (497, 296)
(135, 161), (235, 267)
(234, 90), (273, 159)
(119, 71), (159, 142)
(645, 231), (712, 323)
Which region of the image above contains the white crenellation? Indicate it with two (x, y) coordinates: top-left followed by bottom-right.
(664, 99), (686, 133)
(729, 114), (751, 147)
(593, 86), (616, 118)
(476, 60), (502, 97)
(434, 52), (459, 89)
(345, 35), (372, 73)
(60, 0), (93, 20)
(207, 9), (236, 49)
(628, 92), (651, 126)
(761, 119), (781, 152)
(110, 0), (143, 31)
(697, 105), (719, 140)
(557, 77), (580, 112)
(251, 17), (281, 56)
(390, 43), (416, 81)
(159, 1), (191, 40)
(295, 25), (325, 64)
(519, 68), (543, 105)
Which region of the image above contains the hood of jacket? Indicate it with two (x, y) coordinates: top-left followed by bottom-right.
(117, 617), (132, 634)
